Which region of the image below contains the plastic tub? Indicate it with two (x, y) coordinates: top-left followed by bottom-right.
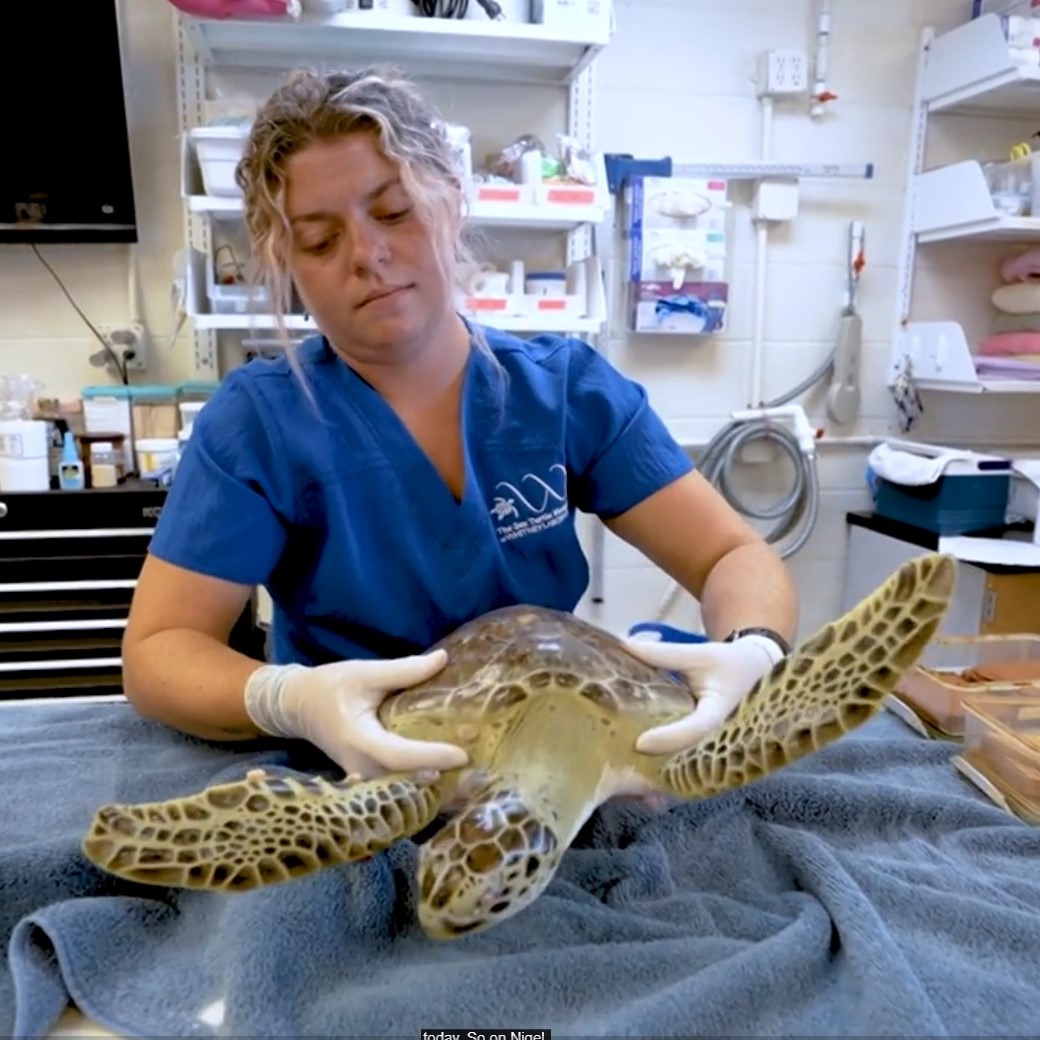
(895, 633), (1040, 736)
(189, 125), (250, 197)
(961, 692), (1040, 822)
(135, 437), (179, 474)
(130, 384), (178, 439)
(874, 472), (1011, 535)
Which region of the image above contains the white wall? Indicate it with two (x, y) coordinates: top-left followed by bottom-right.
(2, 0), (1027, 644)
(576, 0), (975, 640)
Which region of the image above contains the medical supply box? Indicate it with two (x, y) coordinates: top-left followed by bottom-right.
(624, 174), (730, 335)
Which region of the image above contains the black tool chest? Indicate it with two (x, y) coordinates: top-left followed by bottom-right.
(0, 484), (264, 701)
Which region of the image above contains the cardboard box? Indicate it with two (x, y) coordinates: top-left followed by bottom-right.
(982, 572), (1040, 635)
(843, 514), (1040, 640)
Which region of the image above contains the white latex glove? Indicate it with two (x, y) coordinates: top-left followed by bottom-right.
(243, 650), (470, 779)
(622, 634), (785, 755)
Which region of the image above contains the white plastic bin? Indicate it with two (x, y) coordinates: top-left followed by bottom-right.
(189, 125), (250, 197)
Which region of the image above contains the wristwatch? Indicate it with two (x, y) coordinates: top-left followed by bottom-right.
(723, 626), (792, 658)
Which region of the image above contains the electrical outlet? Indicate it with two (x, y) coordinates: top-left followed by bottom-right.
(756, 49), (809, 97)
(97, 322), (148, 372)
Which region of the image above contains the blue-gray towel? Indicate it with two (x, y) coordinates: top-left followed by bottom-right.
(3, 699), (1040, 1038)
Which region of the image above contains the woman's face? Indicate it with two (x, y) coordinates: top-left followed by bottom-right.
(282, 131), (458, 365)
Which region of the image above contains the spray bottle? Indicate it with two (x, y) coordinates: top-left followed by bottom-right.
(57, 430), (85, 490)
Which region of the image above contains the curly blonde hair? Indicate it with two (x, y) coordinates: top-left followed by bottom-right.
(235, 64), (491, 371)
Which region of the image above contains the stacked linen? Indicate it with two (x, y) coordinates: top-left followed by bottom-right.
(977, 247), (1040, 381)
(998, 11), (1040, 70)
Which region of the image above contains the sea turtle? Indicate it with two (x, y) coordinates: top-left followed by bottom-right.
(82, 552), (954, 940)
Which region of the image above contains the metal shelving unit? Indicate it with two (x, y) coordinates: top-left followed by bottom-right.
(889, 14), (1040, 401)
(172, 8), (613, 378)
(182, 10), (607, 84)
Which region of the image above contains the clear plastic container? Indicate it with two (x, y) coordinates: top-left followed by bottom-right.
(894, 633), (1040, 736)
(961, 693), (1040, 823)
(88, 441), (122, 488)
(130, 384), (178, 439)
(982, 155), (1035, 216)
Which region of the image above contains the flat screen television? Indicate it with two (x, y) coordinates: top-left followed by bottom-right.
(0, 0), (138, 243)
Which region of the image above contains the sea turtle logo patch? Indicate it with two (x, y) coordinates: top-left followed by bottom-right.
(489, 463), (569, 543)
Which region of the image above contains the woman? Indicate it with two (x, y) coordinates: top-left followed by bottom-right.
(123, 66), (798, 780)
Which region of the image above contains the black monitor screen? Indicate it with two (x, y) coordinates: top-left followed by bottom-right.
(0, 0), (138, 243)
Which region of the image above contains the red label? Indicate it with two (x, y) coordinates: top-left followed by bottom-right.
(536, 299), (567, 310)
(547, 187), (595, 205)
(476, 187), (521, 202)
(465, 298), (507, 311)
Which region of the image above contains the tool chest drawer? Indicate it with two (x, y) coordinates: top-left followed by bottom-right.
(0, 485), (164, 702)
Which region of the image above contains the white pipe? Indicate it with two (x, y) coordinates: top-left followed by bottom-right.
(749, 95), (774, 408)
(750, 224), (768, 408)
(811, 0), (833, 119)
(759, 91), (773, 157)
(730, 403), (817, 457)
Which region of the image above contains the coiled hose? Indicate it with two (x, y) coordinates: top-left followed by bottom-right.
(651, 346), (836, 622)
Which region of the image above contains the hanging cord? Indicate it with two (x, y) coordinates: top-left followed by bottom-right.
(31, 244), (129, 385)
(410, 0), (504, 18)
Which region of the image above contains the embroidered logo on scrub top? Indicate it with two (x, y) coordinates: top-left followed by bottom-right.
(489, 463), (569, 543)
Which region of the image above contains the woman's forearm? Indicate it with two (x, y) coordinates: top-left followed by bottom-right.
(698, 541), (799, 644)
(121, 628), (268, 741)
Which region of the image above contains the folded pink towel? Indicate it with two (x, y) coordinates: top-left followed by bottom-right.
(978, 330), (1040, 356)
(1000, 248), (1040, 282)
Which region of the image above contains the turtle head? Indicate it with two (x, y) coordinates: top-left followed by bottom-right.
(416, 783), (561, 939)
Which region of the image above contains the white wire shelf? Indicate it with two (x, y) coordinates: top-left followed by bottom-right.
(913, 161), (1040, 243)
(925, 13), (1040, 114)
(892, 322), (1040, 394)
(181, 10), (609, 84)
(183, 248), (607, 335)
(188, 194), (610, 231)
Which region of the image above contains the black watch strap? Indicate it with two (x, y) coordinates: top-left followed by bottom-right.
(724, 626), (792, 657)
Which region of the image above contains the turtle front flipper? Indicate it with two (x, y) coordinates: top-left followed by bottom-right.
(82, 768), (442, 892)
(661, 552), (956, 799)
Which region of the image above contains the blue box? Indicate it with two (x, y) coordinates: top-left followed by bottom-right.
(874, 473), (1010, 535)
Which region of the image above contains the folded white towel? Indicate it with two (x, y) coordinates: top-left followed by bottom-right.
(868, 443), (995, 486)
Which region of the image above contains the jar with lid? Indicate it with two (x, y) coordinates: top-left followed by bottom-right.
(89, 441), (123, 488)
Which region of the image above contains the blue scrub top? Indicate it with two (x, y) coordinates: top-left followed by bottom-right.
(148, 325), (693, 665)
